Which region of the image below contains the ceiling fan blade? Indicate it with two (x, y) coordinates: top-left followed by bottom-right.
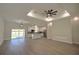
(50, 9), (53, 11)
(51, 11), (57, 14)
(44, 9), (58, 16)
(53, 10), (58, 13)
(52, 13), (56, 15)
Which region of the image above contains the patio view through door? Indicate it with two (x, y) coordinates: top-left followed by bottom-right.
(11, 29), (25, 40)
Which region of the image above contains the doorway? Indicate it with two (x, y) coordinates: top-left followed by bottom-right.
(11, 29), (25, 40)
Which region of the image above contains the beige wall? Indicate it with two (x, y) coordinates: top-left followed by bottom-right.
(0, 18), (4, 45)
(72, 19), (79, 44)
(47, 17), (72, 44)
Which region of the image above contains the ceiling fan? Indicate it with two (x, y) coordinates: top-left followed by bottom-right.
(44, 9), (58, 17)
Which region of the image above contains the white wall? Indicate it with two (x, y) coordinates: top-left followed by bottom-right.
(47, 17), (72, 44)
(47, 22), (53, 39)
(72, 19), (79, 44)
(4, 21), (28, 40)
(0, 18), (4, 45)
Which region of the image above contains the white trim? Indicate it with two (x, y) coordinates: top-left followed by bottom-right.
(52, 35), (72, 44)
(73, 42), (79, 44)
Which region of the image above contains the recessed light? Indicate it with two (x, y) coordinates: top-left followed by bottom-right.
(74, 17), (79, 21)
(45, 17), (53, 22)
(62, 10), (70, 17)
(27, 12), (33, 17)
(27, 10), (34, 17)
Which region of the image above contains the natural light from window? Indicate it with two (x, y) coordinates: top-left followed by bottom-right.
(11, 29), (25, 40)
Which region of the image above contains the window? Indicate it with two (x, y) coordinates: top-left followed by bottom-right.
(11, 29), (25, 40)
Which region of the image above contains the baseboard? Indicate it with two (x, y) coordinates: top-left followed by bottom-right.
(73, 42), (79, 45)
(52, 39), (72, 44)
(52, 36), (72, 44)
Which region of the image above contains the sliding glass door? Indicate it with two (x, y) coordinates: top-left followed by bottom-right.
(11, 29), (25, 40)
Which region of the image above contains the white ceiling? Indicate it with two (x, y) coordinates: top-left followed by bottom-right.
(0, 3), (79, 26)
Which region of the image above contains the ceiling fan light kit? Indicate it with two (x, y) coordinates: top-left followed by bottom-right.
(44, 9), (58, 22)
(44, 9), (58, 17)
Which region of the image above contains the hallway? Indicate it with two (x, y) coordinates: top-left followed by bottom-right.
(0, 38), (79, 55)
